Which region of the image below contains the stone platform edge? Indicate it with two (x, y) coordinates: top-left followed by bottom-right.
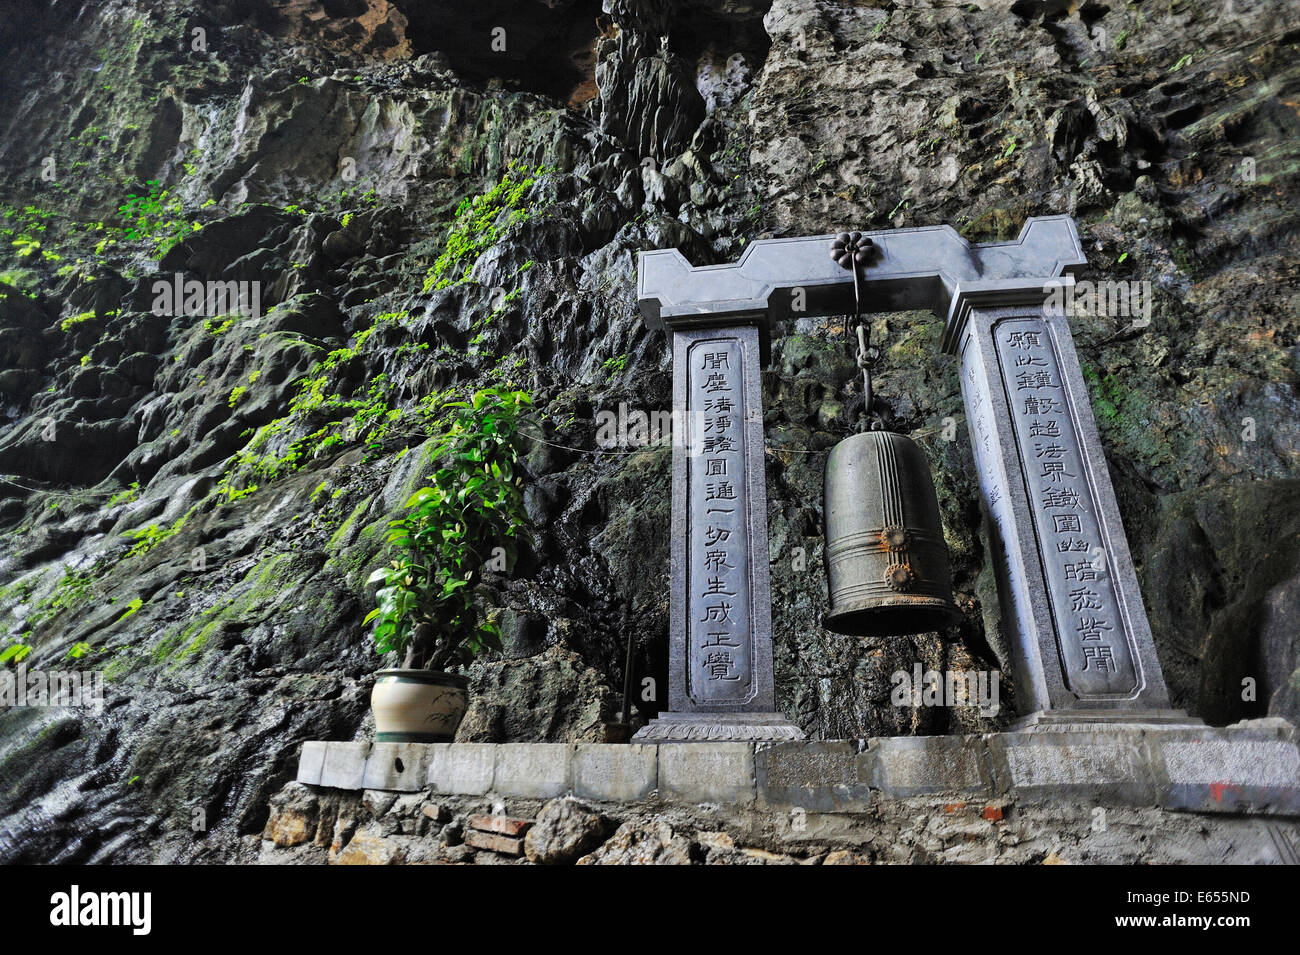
(295, 720), (1300, 816)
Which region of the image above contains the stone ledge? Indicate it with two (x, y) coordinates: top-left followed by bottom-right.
(296, 722), (1300, 815)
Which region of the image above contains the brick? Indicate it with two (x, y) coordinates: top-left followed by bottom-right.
(469, 814), (533, 837)
(464, 830), (524, 856)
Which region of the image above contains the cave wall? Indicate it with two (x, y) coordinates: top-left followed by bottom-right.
(0, 0), (1296, 862)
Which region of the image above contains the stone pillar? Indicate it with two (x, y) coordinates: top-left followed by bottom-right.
(633, 322), (804, 741)
(944, 278), (1194, 728)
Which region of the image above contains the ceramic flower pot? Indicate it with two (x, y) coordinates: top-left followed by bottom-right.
(371, 669), (469, 743)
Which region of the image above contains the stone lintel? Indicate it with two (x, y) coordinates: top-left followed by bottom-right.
(637, 216), (1086, 335)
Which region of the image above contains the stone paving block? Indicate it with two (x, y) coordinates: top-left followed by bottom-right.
(756, 741), (872, 811)
(658, 742), (755, 805)
(362, 742), (435, 792)
(990, 731), (1155, 803)
(1150, 734), (1300, 814)
(869, 736), (991, 797)
(318, 741), (371, 790)
(426, 743), (496, 795)
(296, 740), (327, 786)
(492, 743), (573, 798)
(573, 744), (658, 802)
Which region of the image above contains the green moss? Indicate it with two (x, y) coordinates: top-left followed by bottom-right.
(422, 163), (550, 293)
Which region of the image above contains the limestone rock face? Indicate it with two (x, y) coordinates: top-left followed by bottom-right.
(0, 0), (1297, 863)
(576, 819), (695, 865)
(523, 797), (612, 864)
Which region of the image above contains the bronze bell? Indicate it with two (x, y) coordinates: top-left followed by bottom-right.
(823, 431), (963, 636)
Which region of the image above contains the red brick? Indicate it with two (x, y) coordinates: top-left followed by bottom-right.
(468, 814), (533, 837)
(464, 830), (524, 856)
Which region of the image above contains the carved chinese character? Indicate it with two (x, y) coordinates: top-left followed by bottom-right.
(705, 482), (737, 501)
(701, 436), (736, 454)
(1028, 419), (1061, 437)
(701, 631), (739, 647)
(1040, 460), (1077, 483)
(1081, 645), (1116, 672)
(1015, 370), (1059, 390)
(1006, 331), (1042, 349)
(703, 526), (731, 547)
(703, 649), (739, 680)
(703, 576), (737, 596)
(1075, 617), (1113, 642)
(1069, 587), (1103, 612)
(705, 397), (734, 414)
(699, 602), (735, 624)
(701, 352), (730, 370)
(1034, 442), (1068, 459)
(1052, 514), (1083, 533)
(1042, 487), (1084, 510)
(703, 550), (734, 572)
(1064, 561), (1099, 581)
(703, 372), (731, 393)
(1015, 354), (1048, 367)
(704, 458), (727, 476)
(1023, 396), (1064, 415)
(1056, 537), (1091, 552)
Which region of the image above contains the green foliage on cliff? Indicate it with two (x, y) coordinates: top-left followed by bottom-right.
(423, 164), (549, 292)
(366, 387), (532, 670)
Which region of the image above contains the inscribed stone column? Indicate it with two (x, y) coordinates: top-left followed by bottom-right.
(944, 278), (1194, 728)
(633, 320), (804, 742)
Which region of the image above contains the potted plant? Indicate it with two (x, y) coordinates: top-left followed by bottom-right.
(364, 387), (533, 742)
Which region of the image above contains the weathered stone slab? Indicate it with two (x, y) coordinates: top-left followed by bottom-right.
(426, 743), (495, 796)
(318, 741), (370, 790)
(492, 743), (573, 799)
(658, 742), (755, 805)
(990, 731), (1155, 803)
(573, 744), (658, 802)
(362, 742), (435, 792)
(869, 736), (991, 797)
(755, 741), (872, 812)
(1150, 734), (1300, 814)
(296, 740), (327, 786)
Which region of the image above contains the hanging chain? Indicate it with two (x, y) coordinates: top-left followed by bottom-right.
(830, 231), (879, 429)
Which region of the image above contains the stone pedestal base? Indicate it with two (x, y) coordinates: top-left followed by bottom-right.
(631, 712), (806, 742)
(1006, 709), (1202, 732)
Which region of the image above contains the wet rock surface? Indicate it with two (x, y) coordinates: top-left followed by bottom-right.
(0, 0), (1296, 862)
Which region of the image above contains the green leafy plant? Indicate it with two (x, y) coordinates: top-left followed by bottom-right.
(364, 387), (533, 671)
(118, 180), (200, 258)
